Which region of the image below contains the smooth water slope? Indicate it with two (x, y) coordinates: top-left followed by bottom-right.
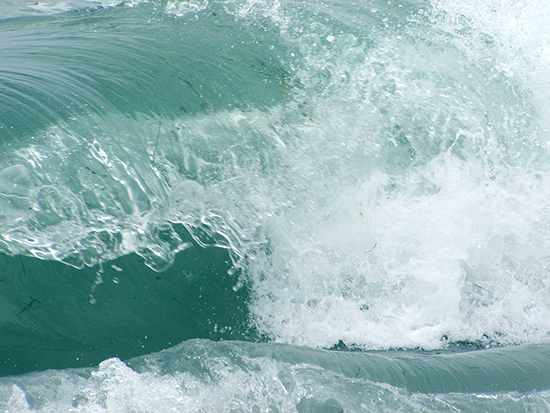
(1, 0), (550, 411)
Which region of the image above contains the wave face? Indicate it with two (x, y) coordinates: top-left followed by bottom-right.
(2, 0), (550, 410)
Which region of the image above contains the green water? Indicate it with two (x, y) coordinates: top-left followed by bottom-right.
(0, 227), (254, 376)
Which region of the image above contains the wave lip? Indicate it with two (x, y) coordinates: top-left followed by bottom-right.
(0, 0), (291, 270)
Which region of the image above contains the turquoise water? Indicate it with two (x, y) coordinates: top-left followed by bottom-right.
(2, 0), (550, 410)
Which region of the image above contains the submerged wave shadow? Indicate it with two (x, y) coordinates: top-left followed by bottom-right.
(0, 225), (255, 376)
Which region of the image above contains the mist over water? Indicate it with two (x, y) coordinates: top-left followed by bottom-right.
(1, 0), (550, 410)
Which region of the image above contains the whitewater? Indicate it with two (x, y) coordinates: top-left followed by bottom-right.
(1, 0), (550, 411)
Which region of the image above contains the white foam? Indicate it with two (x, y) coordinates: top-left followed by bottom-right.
(242, 0), (550, 349)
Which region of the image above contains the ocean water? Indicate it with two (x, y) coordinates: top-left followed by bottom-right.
(1, 0), (550, 411)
